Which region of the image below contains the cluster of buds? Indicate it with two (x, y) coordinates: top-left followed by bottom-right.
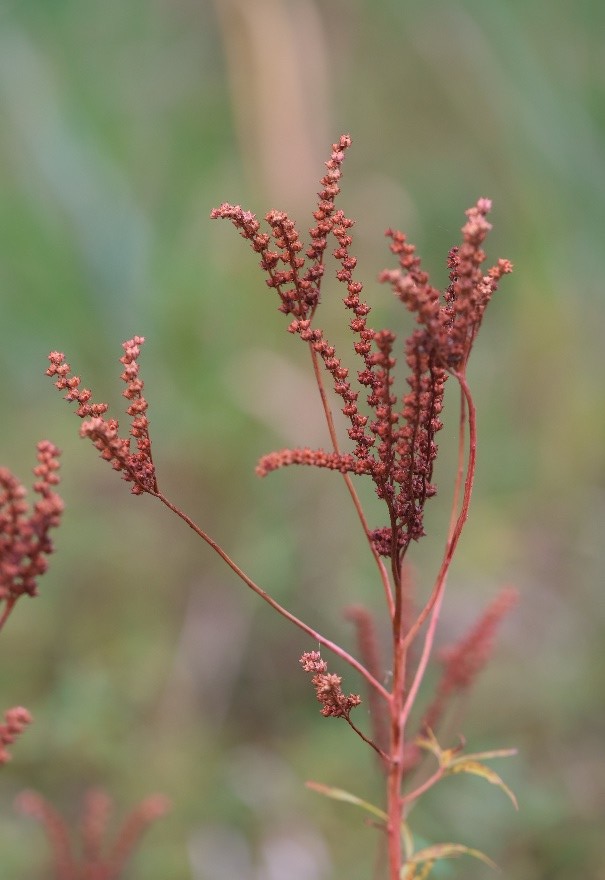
(46, 337), (157, 495)
(212, 137), (511, 563)
(380, 202), (513, 371)
(0, 443), (63, 767)
(0, 441), (63, 603)
(300, 651), (361, 720)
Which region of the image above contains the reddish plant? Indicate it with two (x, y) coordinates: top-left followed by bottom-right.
(0, 441), (63, 765)
(0, 445), (168, 872)
(0, 441), (63, 630)
(15, 787), (170, 880)
(47, 136), (517, 879)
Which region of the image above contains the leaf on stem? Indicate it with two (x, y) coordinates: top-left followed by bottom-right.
(416, 730), (518, 808)
(305, 781), (387, 824)
(446, 759), (518, 810)
(401, 842), (499, 879)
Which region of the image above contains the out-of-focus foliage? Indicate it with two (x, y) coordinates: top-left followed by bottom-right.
(1, 1), (603, 877)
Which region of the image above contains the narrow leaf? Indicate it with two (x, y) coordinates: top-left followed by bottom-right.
(415, 730), (441, 760)
(455, 747), (517, 761)
(446, 760), (518, 809)
(305, 781), (388, 823)
(402, 861), (435, 880)
(406, 842), (499, 870)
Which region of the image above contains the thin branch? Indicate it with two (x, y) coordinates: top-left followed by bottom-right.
(401, 765), (444, 807)
(449, 385), (467, 542)
(400, 586), (445, 729)
(345, 715), (391, 763)
(0, 597), (17, 634)
(154, 490), (390, 704)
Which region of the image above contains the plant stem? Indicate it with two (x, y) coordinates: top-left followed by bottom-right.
(0, 597), (16, 634)
(154, 491), (390, 703)
(386, 557), (409, 880)
(345, 716), (390, 762)
(401, 765), (444, 806)
(388, 376), (476, 878)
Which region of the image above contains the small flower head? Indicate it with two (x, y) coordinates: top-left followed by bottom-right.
(300, 651), (361, 719)
(0, 442), (63, 604)
(381, 198), (513, 371)
(47, 339), (157, 495)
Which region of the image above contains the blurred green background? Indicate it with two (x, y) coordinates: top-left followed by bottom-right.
(1, 1), (604, 877)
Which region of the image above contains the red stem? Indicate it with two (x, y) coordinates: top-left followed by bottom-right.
(401, 765), (444, 807)
(153, 490), (390, 703)
(387, 611), (406, 878)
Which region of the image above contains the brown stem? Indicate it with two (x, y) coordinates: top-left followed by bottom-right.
(0, 597), (17, 634)
(153, 490), (390, 703)
(345, 715), (390, 763)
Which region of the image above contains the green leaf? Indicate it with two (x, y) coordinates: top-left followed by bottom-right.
(305, 781), (388, 823)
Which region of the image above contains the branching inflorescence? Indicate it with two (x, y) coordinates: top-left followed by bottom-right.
(47, 136), (516, 879)
(47, 337), (157, 496)
(0, 441), (63, 611)
(0, 441), (63, 764)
